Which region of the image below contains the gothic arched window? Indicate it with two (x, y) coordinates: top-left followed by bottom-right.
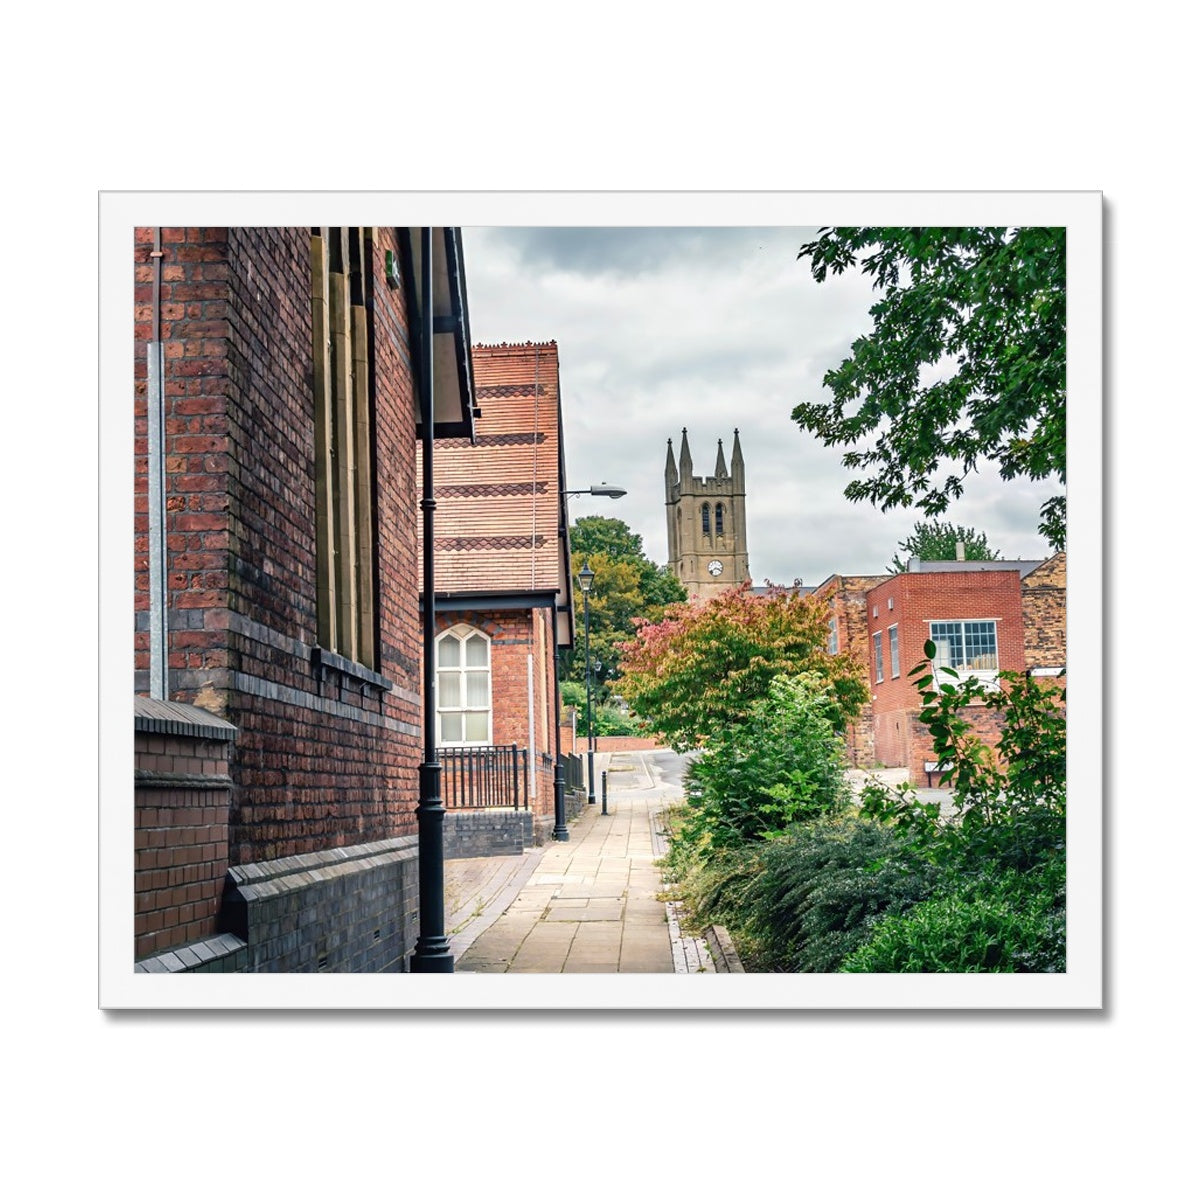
(715, 503), (725, 536)
(435, 624), (492, 745)
(701, 503), (711, 535)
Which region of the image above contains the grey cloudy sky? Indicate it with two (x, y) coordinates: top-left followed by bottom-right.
(460, 226), (1060, 587)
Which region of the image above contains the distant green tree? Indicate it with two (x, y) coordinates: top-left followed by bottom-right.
(793, 227), (1066, 550)
(566, 517), (685, 701)
(888, 520), (998, 573)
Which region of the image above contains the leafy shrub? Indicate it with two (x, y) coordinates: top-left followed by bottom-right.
(670, 842), (764, 935)
(841, 860), (1065, 972)
(731, 816), (938, 972)
(680, 673), (851, 851)
(908, 643), (1066, 872)
(561, 680), (647, 736)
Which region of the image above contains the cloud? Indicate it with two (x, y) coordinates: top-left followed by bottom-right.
(460, 226), (1060, 591)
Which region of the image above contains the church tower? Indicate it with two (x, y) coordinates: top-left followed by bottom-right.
(665, 429), (749, 600)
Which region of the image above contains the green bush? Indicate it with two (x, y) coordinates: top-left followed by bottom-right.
(905, 643), (1066, 873)
(728, 816), (937, 972)
(561, 680), (647, 736)
(680, 673), (851, 851)
(841, 861), (1065, 972)
(667, 840), (764, 937)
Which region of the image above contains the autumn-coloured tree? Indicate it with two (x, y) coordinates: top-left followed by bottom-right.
(616, 582), (869, 752)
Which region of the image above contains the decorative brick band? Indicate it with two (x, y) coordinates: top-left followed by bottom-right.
(475, 384), (548, 398)
(435, 480), (549, 498)
(435, 534), (549, 552)
(443, 431), (547, 448)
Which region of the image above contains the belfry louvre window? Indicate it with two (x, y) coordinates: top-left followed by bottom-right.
(436, 626), (492, 745)
(715, 503), (725, 536)
(311, 227), (376, 669)
(701, 503), (711, 535)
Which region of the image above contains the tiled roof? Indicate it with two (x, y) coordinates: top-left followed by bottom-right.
(418, 342), (565, 596)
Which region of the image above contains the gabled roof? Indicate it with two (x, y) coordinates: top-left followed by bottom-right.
(417, 342), (572, 644)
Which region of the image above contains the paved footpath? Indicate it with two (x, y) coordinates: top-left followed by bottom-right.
(447, 751), (714, 974)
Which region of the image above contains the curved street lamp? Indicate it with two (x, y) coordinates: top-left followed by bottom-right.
(564, 483), (627, 499)
(552, 485), (624, 839)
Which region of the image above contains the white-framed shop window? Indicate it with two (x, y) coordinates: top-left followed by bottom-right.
(436, 624), (492, 745)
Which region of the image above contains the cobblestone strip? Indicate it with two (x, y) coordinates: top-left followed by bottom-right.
(651, 803), (716, 974)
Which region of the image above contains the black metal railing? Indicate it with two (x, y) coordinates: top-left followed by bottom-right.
(560, 752), (584, 793)
(440, 744), (528, 810)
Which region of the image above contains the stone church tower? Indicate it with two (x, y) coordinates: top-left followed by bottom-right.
(665, 429), (749, 600)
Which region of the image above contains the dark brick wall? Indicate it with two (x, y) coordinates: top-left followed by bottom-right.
(134, 227), (426, 868)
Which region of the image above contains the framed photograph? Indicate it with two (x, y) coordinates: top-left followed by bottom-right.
(99, 191), (1102, 1010)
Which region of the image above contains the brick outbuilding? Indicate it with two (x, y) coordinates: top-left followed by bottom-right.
(814, 554), (1066, 784)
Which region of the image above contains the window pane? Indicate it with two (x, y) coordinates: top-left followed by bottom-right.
(440, 712), (463, 742)
(929, 621), (964, 668)
(963, 620), (997, 670)
(464, 712), (489, 742)
(465, 671), (490, 708)
(437, 636), (460, 668)
(889, 626), (900, 677)
(464, 634), (488, 667)
(438, 671), (460, 707)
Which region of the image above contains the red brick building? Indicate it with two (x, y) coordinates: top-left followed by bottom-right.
(815, 554), (1066, 783)
(133, 226), (481, 972)
(418, 342), (576, 843)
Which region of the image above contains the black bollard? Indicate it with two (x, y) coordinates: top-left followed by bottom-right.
(601, 769), (608, 815)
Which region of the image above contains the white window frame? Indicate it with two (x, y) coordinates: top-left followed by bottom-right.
(435, 624), (493, 746)
(888, 623), (900, 678)
(828, 617), (839, 655)
(872, 631), (884, 684)
(927, 618), (1000, 689)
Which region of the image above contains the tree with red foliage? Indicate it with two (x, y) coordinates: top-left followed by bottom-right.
(616, 582), (868, 752)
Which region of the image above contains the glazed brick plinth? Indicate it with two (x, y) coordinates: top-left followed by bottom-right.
(220, 836), (420, 972)
(134, 699), (237, 962)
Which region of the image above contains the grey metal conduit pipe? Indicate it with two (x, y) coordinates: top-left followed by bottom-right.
(147, 228), (169, 699)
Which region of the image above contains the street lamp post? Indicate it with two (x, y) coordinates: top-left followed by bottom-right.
(577, 560), (596, 804)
